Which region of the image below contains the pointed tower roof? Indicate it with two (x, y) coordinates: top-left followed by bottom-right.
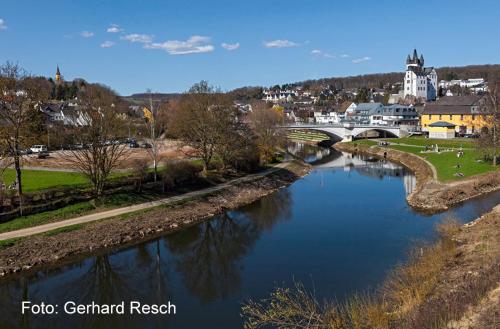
(412, 49), (418, 61)
(56, 66), (61, 75)
(406, 54), (411, 64)
(419, 54), (424, 66)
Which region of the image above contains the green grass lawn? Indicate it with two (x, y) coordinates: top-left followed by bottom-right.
(353, 138), (498, 181)
(389, 145), (495, 181)
(2, 169), (89, 192)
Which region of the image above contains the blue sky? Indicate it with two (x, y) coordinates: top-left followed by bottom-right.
(1, 0), (499, 95)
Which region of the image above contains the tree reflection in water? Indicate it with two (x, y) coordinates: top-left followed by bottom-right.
(0, 241), (174, 329)
(164, 189), (293, 303)
(0, 189), (293, 328)
(165, 212), (259, 303)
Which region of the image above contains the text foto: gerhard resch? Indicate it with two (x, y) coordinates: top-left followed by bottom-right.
(22, 301), (177, 315)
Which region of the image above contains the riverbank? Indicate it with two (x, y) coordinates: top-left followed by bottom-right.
(334, 142), (500, 213)
(242, 205), (500, 329)
(0, 160), (310, 278)
(391, 204), (500, 329)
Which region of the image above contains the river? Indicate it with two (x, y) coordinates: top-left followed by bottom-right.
(0, 142), (499, 329)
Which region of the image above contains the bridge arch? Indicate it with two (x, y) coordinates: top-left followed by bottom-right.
(285, 125), (401, 142)
(351, 128), (399, 139)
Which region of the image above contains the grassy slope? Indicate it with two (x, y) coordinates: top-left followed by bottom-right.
(0, 192), (162, 234)
(355, 138), (498, 181)
(287, 131), (329, 142)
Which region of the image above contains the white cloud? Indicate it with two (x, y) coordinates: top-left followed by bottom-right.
(311, 49), (335, 59)
(221, 42), (240, 51)
(121, 33), (153, 43)
(352, 56), (371, 63)
(340, 54), (350, 58)
(100, 41), (115, 48)
(264, 39), (299, 48)
(145, 35), (214, 55)
(0, 19), (7, 30)
(106, 24), (123, 33)
(80, 31), (94, 38)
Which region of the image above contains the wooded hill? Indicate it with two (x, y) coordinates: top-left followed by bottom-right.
(296, 64), (500, 91)
(123, 64), (500, 103)
(123, 93), (183, 105)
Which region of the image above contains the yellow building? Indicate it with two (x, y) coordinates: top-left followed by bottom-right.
(421, 95), (488, 136)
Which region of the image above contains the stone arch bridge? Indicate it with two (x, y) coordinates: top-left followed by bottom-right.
(285, 123), (403, 142)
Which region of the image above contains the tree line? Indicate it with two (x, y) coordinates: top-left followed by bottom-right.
(0, 64), (285, 209)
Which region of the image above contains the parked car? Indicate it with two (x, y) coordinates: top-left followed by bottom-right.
(30, 145), (48, 153)
(141, 142), (153, 149)
(128, 141), (139, 148)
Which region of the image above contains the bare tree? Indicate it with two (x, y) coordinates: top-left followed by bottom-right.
(213, 107), (258, 171)
(142, 90), (168, 182)
(0, 62), (50, 209)
(169, 84), (232, 173)
(248, 103), (285, 164)
(0, 148), (12, 207)
(477, 81), (499, 166)
(63, 84), (127, 197)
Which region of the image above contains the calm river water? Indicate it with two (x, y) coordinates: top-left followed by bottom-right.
(1, 142), (499, 329)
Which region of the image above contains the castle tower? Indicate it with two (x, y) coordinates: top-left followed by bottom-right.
(406, 49), (423, 68)
(403, 49), (437, 102)
(55, 66), (61, 83)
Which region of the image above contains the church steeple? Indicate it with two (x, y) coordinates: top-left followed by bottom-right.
(55, 66), (61, 82)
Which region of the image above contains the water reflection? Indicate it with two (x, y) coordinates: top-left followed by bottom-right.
(165, 213), (258, 302)
(287, 141), (416, 195)
(0, 142), (498, 329)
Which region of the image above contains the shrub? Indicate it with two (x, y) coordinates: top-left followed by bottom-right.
(229, 144), (261, 173)
(162, 160), (202, 190)
(131, 159), (150, 192)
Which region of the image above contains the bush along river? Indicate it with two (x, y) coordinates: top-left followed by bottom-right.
(1, 141), (499, 329)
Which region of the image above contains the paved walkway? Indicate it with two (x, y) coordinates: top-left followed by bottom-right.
(0, 163), (290, 241)
(386, 142), (474, 150)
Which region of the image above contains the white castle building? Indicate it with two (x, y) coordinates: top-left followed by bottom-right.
(403, 49), (437, 101)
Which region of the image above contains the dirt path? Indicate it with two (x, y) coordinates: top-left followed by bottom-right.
(0, 163), (289, 241)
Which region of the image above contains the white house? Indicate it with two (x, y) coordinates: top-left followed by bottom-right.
(263, 89), (298, 103)
(439, 78), (485, 89)
(403, 49), (438, 101)
(313, 110), (341, 124)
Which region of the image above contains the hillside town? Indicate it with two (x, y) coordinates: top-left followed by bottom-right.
(257, 49), (492, 139)
(35, 49), (493, 144)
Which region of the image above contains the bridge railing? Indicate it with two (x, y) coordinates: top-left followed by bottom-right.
(284, 122), (401, 129)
